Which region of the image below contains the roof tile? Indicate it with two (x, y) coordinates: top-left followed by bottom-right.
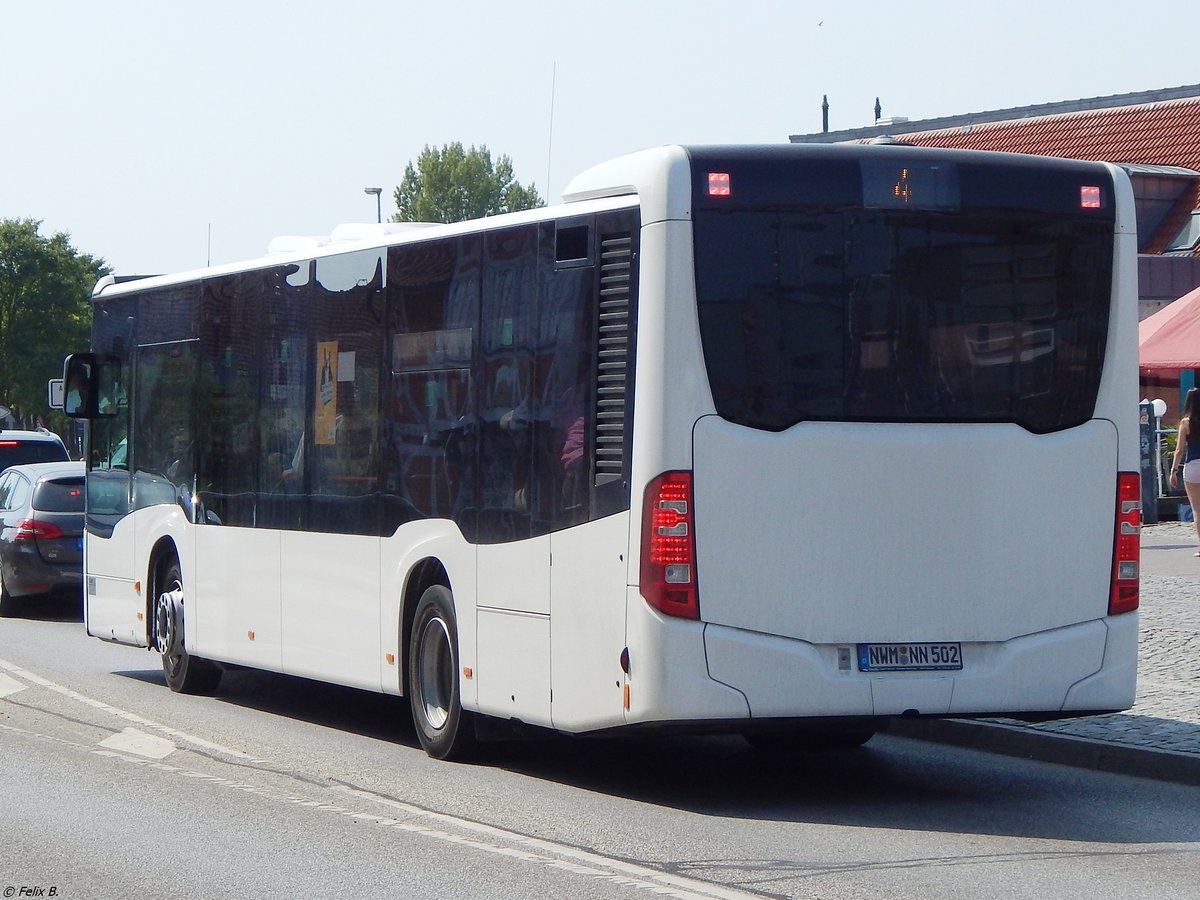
(878, 96), (1200, 253)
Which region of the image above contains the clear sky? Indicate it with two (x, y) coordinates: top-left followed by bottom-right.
(4, 1), (1195, 276)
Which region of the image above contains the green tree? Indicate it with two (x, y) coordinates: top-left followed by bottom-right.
(0, 218), (108, 431)
(392, 142), (543, 224)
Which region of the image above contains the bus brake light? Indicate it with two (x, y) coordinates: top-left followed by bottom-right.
(1109, 472), (1140, 615)
(640, 471), (699, 619)
(1081, 186), (1102, 209)
(707, 173), (731, 196)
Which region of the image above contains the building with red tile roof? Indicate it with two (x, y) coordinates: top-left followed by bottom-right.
(792, 85), (1200, 316)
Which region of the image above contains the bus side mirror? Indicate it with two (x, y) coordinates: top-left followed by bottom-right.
(63, 353), (99, 418)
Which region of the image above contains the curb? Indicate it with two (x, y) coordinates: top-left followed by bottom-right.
(889, 718), (1200, 787)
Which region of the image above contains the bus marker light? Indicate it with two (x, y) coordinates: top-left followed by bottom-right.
(247, 631), (255, 641)
(385, 653), (395, 665)
(1081, 186), (1102, 208)
(707, 172), (731, 196)
(134, 580), (141, 596)
(463, 667), (473, 678)
(623, 684), (630, 710)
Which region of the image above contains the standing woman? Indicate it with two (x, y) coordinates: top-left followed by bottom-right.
(1168, 387), (1200, 554)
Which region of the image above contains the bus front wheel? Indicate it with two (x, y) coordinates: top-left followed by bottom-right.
(156, 559), (221, 695)
(408, 584), (475, 760)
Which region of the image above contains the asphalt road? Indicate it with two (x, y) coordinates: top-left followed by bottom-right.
(1, 601), (1198, 900)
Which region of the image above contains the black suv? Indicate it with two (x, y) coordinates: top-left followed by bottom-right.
(0, 429), (70, 474)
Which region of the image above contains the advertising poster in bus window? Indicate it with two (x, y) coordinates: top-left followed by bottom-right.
(316, 340), (338, 445)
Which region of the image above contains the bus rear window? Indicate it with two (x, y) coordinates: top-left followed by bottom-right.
(693, 209), (1113, 433)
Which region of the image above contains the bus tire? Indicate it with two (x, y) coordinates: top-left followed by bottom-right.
(156, 559), (221, 695)
(408, 584), (475, 760)
(744, 729), (875, 752)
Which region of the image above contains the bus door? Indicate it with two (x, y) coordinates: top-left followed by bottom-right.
(81, 302), (141, 644)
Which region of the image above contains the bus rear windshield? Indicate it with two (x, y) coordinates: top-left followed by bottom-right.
(694, 209), (1113, 433)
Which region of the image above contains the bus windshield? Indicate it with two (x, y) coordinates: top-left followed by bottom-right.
(693, 208), (1114, 433)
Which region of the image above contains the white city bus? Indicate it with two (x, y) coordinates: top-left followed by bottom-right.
(65, 144), (1140, 759)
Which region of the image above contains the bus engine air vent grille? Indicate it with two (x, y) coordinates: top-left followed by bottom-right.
(596, 233), (632, 486)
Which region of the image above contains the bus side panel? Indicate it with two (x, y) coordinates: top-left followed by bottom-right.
(194, 526), (282, 672)
(280, 531), (381, 691)
(84, 516), (143, 646)
(87, 503), (191, 649)
(622, 592), (750, 725)
(1092, 165), (1140, 467)
(1063, 612), (1137, 711)
(549, 512), (630, 732)
(476, 537), (551, 725)
(379, 522), (478, 700)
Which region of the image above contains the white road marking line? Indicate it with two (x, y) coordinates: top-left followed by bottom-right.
(99, 726), (177, 759)
(336, 785), (760, 900)
(0, 656), (267, 763)
(91, 749), (761, 900)
(0, 658), (762, 899)
(0, 672), (27, 698)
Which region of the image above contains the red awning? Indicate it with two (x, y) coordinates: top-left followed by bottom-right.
(1140, 283), (1200, 371)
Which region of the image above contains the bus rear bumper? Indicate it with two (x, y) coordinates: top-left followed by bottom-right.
(695, 614), (1137, 721)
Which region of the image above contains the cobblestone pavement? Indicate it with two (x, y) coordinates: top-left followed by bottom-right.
(1002, 520), (1200, 753)
(895, 520), (1200, 781)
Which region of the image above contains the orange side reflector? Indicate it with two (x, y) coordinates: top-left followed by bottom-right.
(247, 631), (255, 641)
(463, 667), (473, 679)
(623, 684), (630, 710)
(385, 653), (395, 665)
(136, 611), (144, 621)
(134, 581), (141, 596)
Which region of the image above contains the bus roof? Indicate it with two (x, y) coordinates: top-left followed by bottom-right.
(91, 142), (1124, 299)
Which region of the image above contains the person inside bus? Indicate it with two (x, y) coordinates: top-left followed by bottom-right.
(163, 424), (194, 484)
(64, 377), (90, 417)
(1168, 386), (1200, 554)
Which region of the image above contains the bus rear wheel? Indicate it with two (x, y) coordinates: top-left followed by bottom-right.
(743, 729), (876, 752)
(408, 584), (475, 760)
(155, 559), (221, 695)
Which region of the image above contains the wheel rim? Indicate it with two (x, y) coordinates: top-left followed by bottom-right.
(416, 615), (453, 731)
(156, 581), (183, 660)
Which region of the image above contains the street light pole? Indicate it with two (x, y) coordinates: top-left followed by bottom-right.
(363, 187), (382, 223)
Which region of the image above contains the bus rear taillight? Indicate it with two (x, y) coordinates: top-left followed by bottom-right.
(640, 471), (699, 619)
(1109, 472), (1140, 615)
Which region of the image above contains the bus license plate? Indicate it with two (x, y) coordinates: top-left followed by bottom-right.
(857, 642), (962, 672)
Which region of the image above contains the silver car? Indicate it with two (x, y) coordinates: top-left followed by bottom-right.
(0, 461), (85, 616)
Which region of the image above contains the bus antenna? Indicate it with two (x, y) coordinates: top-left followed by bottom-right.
(545, 61), (557, 203)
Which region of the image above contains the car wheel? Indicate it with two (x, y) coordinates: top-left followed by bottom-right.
(408, 584), (475, 760)
(155, 559), (221, 694)
(0, 572), (19, 618)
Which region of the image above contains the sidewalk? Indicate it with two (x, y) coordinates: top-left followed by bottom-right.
(893, 520), (1200, 785)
